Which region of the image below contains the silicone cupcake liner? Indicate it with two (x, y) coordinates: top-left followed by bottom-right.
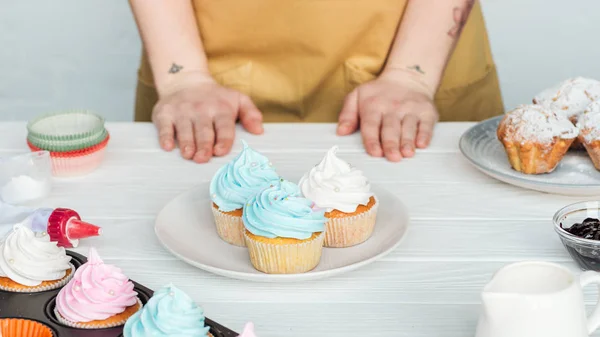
(27, 128), (108, 152)
(211, 206), (246, 247)
(27, 133), (110, 157)
(0, 264), (75, 293)
(27, 110), (105, 141)
(0, 318), (54, 337)
(54, 298), (142, 330)
(244, 231), (325, 274)
(324, 199), (379, 248)
(48, 147), (107, 177)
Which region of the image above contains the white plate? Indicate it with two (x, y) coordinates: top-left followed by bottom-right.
(155, 182), (409, 282)
(460, 116), (600, 196)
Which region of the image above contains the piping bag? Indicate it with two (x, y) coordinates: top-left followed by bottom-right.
(0, 201), (101, 248)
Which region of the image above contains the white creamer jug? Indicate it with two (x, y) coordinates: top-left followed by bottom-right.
(475, 261), (600, 337)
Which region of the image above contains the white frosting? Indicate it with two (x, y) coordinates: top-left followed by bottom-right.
(501, 104), (579, 144)
(533, 77), (600, 119)
(0, 224), (71, 286)
(298, 146), (372, 213)
(577, 101), (600, 142)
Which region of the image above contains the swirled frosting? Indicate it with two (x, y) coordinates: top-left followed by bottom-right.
(0, 224), (71, 286)
(210, 140), (280, 212)
(123, 284), (210, 337)
(243, 180), (326, 239)
(56, 247), (138, 322)
(239, 322), (258, 337)
(298, 146), (373, 213)
(534, 77), (600, 119)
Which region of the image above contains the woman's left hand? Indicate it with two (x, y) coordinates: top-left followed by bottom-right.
(337, 69), (439, 162)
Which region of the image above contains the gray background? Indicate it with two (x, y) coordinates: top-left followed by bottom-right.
(1, 0), (598, 121)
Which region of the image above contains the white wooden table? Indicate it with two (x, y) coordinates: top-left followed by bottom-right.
(1, 122), (597, 336)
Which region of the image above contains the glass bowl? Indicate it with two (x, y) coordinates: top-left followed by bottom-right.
(554, 201), (600, 271)
(0, 151), (52, 205)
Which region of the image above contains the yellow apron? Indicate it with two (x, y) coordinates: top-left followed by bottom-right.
(135, 0), (504, 123)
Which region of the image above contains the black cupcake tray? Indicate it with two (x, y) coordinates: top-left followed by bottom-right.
(0, 251), (238, 337)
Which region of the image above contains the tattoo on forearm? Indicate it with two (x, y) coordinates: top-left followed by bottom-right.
(407, 65), (425, 74)
(447, 0), (475, 38)
(168, 63), (183, 74)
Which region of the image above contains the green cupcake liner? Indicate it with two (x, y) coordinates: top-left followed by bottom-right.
(27, 128), (108, 152)
(26, 110), (105, 141)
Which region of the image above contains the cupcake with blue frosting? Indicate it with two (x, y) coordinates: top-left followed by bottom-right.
(243, 180), (327, 274)
(210, 140), (280, 246)
(123, 284), (212, 337)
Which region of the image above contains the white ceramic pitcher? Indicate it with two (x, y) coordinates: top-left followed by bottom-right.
(475, 261), (600, 337)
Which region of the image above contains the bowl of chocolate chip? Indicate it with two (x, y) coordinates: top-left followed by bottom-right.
(554, 201), (600, 271)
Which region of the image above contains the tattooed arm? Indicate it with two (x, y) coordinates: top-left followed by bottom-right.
(384, 0), (476, 93)
(337, 0), (476, 161)
(128, 0), (209, 95)
(129, 0), (263, 162)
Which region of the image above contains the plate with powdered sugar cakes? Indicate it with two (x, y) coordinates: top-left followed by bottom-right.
(460, 77), (600, 196)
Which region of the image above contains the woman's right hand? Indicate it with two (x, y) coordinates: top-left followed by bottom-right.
(152, 73), (264, 163)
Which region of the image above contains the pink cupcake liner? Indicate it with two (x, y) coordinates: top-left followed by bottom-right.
(48, 148), (107, 177)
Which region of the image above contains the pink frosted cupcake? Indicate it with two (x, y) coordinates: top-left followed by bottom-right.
(54, 247), (141, 329)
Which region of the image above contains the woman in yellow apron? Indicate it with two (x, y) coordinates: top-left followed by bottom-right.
(129, 0), (503, 163)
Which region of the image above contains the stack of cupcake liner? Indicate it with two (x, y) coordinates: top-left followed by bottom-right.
(26, 110), (110, 177)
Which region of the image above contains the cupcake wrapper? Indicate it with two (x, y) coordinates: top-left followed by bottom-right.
(581, 137), (600, 170)
(244, 231), (325, 274)
(211, 206), (246, 247)
(48, 148), (107, 177)
(27, 133), (110, 157)
(26, 110), (105, 141)
(0, 318), (54, 337)
(0, 263), (75, 293)
(54, 298), (142, 329)
(27, 128), (108, 152)
(324, 199), (379, 248)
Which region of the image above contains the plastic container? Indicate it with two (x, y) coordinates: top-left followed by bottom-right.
(0, 151), (52, 205)
(554, 201), (600, 271)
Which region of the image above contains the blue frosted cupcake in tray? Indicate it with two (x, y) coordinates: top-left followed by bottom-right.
(209, 140), (280, 247)
(123, 284), (213, 337)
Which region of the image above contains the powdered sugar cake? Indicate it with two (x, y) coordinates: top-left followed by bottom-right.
(460, 116), (600, 196)
(497, 104), (578, 174)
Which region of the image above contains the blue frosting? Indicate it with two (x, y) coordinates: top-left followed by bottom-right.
(210, 140), (280, 212)
(123, 284), (211, 337)
(243, 180), (327, 240)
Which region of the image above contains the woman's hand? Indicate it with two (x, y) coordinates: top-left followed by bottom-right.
(337, 69), (439, 162)
(152, 73), (264, 163)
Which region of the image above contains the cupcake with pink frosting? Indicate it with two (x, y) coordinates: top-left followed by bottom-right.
(54, 247), (142, 329)
(239, 322), (258, 337)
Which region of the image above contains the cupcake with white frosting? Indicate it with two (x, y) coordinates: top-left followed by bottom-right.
(577, 101), (600, 170)
(298, 146), (378, 247)
(0, 224), (74, 292)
